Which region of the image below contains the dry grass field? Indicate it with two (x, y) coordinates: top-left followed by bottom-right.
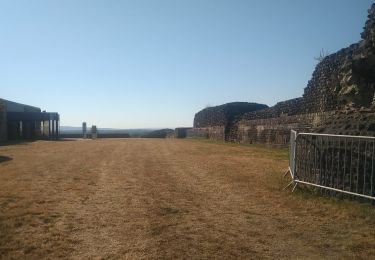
(0, 139), (375, 259)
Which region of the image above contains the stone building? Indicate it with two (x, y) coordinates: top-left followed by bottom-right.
(0, 98), (60, 142)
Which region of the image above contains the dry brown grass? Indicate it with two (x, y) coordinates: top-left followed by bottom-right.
(0, 138), (374, 259)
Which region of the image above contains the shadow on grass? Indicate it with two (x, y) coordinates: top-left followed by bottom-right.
(57, 138), (78, 142)
(0, 156), (12, 163)
(0, 140), (37, 147)
(0, 139), (78, 146)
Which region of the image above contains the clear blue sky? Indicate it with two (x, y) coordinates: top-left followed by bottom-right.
(0, 0), (373, 128)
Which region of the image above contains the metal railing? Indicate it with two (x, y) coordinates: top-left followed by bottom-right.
(286, 131), (375, 201)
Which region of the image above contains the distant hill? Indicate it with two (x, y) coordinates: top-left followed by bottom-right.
(60, 126), (158, 138)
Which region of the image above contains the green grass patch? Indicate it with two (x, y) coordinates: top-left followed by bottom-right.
(184, 138), (288, 161)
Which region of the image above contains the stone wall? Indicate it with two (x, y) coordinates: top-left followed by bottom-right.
(230, 3), (375, 146)
(187, 126), (225, 140)
(142, 129), (175, 138)
(189, 4), (375, 146)
(233, 108), (375, 146)
(313, 108), (375, 136)
(193, 102), (268, 141)
(240, 98), (305, 121)
(194, 102), (268, 127)
(234, 112), (333, 146)
(175, 127), (193, 138)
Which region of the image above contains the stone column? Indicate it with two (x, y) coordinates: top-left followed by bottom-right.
(56, 119), (59, 140)
(82, 122), (87, 139)
(91, 125), (97, 139)
(49, 120), (51, 140)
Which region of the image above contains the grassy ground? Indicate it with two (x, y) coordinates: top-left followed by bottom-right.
(0, 138), (374, 259)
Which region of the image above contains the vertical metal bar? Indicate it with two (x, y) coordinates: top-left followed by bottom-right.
(311, 135), (314, 183)
(299, 136), (303, 180)
(304, 136), (310, 182)
(337, 138), (340, 189)
(303, 136), (307, 181)
(308, 136), (311, 183)
(350, 138), (353, 192)
(320, 136), (323, 186)
(331, 137), (335, 188)
(325, 137), (328, 188)
(314, 136), (318, 184)
(343, 138), (347, 191)
(303, 136), (306, 181)
(307, 136), (310, 182)
(292, 131), (296, 179)
(357, 139), (360, 194)
(306, 136), (309, 182)
(372, 140), (374, 197)
(363, 140), (368, 195)
(309, 136), (312, 183)
(295, 136), (298, 179)
(295, 135), (299, 179)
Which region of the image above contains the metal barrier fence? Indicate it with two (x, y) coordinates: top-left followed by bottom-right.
(286, 131), (375, 201)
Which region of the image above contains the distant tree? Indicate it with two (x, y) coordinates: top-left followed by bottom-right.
(314, 49), (330, 63)
(205, 103), (212, 108)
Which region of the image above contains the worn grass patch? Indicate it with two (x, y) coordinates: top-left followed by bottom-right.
(0, 139), (375, 259)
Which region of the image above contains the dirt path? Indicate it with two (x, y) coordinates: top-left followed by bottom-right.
(0, 139), (375, 259)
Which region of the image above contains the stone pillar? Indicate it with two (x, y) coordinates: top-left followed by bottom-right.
(19, 121), (23, 139)
(35, 120), (42, 139)
(52, 119), (55, 140)
(82, 122), (87, 139)
(49, 120), (51, 140)
(42, 120), (49, 139)
(56, 119), (59, 140)
(91, 125), (97, 139)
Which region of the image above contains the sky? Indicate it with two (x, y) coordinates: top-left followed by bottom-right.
(0, 0), (373, 128)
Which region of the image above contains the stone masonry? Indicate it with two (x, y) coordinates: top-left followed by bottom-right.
(229, 3), (375, 146)
(192, 102), (268, 141)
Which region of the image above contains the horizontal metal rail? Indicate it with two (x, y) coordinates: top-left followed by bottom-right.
(298, 132), (375, 140)
(294, 180), (375, 200)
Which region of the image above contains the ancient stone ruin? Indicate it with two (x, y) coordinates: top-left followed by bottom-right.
(142, 128), (175, 138)
(192, 3), (375, 146)
(175, 127), (193, 138)
(91, 125), (98, 139)
(190, 102), (268, 141)
(82, 122), (87, 139)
